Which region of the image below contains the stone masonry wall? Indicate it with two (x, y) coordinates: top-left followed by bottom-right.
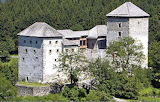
(107, 17), (129, 46)
(18, 36), (43, 82)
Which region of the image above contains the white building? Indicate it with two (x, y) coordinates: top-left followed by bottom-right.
(18, 2), (149, 83)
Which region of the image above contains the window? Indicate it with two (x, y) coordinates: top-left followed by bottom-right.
(34, 50), (36, 53)
(36, 41), (38, 44)
(72, 49), (74, 52)
(36, 57), (38, 59)
(101, 42), (103, 46)
(25, 49), (28, 53)
(49, 41), (51, 44)
(49, 50), (52, 54)
(118, 32), (122, 37)
(24, 40), (26, 43)
(57, 49), (59, 53)
(83, 40), (86, 46)
(118, 23), (122, 28)
(30, 40), (32, 44)
(22, 58), (25, 61)
(55, 59), (57, 61)
(65, 49), (68, 52)
(55, 41), (58, 44)
(80, 41), (82, 46)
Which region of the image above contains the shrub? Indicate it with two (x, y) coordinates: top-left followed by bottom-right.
(62, 86), (87, 101)
(86, 90), (111, 101)
(0, 74), (17, 100)
(138, 87), (160, 96)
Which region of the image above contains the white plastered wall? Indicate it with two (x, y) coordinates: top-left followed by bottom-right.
(129, 18), (149, 68)
(42, 38), (63, 83)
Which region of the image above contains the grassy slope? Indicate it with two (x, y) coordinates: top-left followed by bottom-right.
(17, 82), (50, 87)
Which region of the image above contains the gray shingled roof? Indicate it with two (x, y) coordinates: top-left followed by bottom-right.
(63, 39), (79, 46)
(57, 29), (81, 38)
(57, 30), (89, 38)
(87, 25), (107, 39)
(106, 2), (150, 17)
(17, 22), (62, 37)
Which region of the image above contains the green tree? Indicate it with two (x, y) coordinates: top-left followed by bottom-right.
(149, 41), (160, 87)
(106, 37), (145, 71)
(58, 50), (88, 84)
(0, 74), (17, 100)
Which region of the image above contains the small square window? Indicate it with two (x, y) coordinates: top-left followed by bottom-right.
(57, 49), (59, 52)
(22, 58), (25, 61)
(24, 40), (26, 43)
(30, 40), (32, 44)
(55, 59), (57, 61)
(55, 41), (58, 44)
(65, 49), (68, 52)
(34, 50), (36, 53)
(36, 41), (38, 44)
(49, 50), (52, 54)
(49, 41), (51, 44)
(36, 57), (38, 59)
(72, 49), (74, 52)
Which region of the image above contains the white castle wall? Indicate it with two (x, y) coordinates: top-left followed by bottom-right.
(42, 37), (63, 83)
(129, 18), (149, 68)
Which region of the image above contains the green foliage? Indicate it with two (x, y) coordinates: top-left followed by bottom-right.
(88, 37), (151, 99)
(58, 50), (88, 84)
(138, 87), (160, 97)
(62, 86), (87, 101)
(138, 96), (160, 101)
(0, 58), (18, 85)
(106, 37), (145, 71)
(70, 24), (84, 31)
(86, 90), (112, 101)
(0, 74), (17, 100)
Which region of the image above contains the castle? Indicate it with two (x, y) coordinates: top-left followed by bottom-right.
(18, 2), (149, 83)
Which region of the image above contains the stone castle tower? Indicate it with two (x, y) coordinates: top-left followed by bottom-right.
(106, 2), (150, 68)
(18, 22), (63, 83)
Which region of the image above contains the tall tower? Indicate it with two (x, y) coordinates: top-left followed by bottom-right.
(106, 2), (150, 68)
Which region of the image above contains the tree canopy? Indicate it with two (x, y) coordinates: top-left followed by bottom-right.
(0, 0), (160, 56)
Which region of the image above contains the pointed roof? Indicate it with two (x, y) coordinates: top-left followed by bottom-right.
(17, 22), (62, 37)
(106, 2), (150, 17)
(87, 25), (107, 39)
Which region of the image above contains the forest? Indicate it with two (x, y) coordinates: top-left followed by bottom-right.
(0, 0), (160, 101)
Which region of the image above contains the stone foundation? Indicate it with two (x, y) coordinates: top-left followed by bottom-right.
(16, 84), (63, 96)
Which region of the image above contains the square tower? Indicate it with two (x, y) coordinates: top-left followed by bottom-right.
(106, 2), (150, 68)
(18, 22), (63, 83)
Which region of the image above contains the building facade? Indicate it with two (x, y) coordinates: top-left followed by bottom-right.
(18, 2), (149, 83)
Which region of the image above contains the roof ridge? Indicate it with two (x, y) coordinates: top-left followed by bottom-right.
(126, 2), (130, 16)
